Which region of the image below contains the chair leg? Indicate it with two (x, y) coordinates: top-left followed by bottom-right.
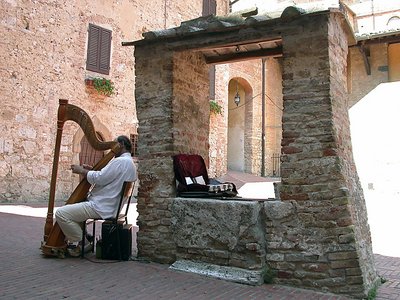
(92, 221), (96, 253)
(81, 221), (86, 258)
(116, 223), (121, 261)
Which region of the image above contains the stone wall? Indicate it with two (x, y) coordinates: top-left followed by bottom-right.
(172, 51), (210, 160)
(134, 42), (176, 263)
(171, 198), (266, 281)
(134, 8), (378, 298)
(0, 0), (229, 203)
(278, 12), (378, 297)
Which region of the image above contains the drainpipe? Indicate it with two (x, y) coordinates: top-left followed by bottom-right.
(261, 58), (266, 177)
(371, 0), (375, 31)
(164, 0), (167, 29)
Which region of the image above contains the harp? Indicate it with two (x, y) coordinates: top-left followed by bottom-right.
(41, 99), (120, 258)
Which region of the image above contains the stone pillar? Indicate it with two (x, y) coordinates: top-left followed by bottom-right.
(135, 43), (177, 263)
(274, 12), (378, 297)
(134, 44), (210, 263)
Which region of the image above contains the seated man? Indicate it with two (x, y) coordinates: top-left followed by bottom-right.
(55, 135), (137, 257)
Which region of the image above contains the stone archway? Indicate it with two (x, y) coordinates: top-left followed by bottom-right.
(227, 77), (251, 172)
(227, 76), (259, 174)
(129, 7), (379, 298)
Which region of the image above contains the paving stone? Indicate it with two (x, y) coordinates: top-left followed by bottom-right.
(0, 211), (398, 299)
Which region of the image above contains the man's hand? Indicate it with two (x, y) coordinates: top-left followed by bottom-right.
(71, 164), (89, 176)
(82, 164), (93, 170)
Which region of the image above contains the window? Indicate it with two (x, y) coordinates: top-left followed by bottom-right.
(203, 1), (217, 100)
(202, 0), (216, 16)
(387, 16), (400, 30)
(130, 133), (138, 157)
(86, 24), (112, 75)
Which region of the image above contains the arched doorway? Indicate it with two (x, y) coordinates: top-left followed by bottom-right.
(227, 78), (251, 172)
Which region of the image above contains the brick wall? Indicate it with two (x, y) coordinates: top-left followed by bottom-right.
(209, 64), (229, 177)
(348, 44), (389, 107)
(277, 12), (378, 297)
(173, 51), (210, 160)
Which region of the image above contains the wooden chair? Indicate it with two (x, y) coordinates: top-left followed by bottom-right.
(81, 181), (135, 259)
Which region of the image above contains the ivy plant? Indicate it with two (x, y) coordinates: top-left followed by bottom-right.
(93, 77), (115, 96)
(210, 100), (223, 115)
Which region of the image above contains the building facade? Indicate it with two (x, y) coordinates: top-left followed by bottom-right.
(0, 0), (229, 203)
(1, 0), (399, 205)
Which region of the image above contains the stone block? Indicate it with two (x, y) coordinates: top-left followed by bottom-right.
(264, 201), (294, 220)
(171, 198), (264, 270)
(331, 259), (360, 269)
(170, 260), (264, 285)
(327, 251), (358, 261)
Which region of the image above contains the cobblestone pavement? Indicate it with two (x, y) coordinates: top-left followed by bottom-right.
(0, 211), (399, 299)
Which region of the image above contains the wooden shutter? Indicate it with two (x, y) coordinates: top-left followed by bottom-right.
(86, 24), (112, 75)
(202, 0), (216, 16)
(130, 133), (138, 157)
(203, 0), (217, 100)
(210, 0), (216, 15)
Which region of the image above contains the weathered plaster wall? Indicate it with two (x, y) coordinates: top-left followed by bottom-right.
(0, 0), (140, 203)
(0, 0), (229, 203)
(265, 58), (283, 176)
(208, 64), (229, 177)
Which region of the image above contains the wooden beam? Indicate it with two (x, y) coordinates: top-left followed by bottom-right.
(358, 45), (371, 76)
(355, 33), (400, 46)
(205, 46), (282, 64)
(197, 38), (281, 52)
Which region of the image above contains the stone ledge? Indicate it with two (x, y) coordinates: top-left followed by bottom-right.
(170, 260), (264, 286)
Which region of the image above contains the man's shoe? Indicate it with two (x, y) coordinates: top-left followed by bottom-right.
(66, 243), (93, 257)
(67, 245), (81, 257)
(83, 242), (93, 253)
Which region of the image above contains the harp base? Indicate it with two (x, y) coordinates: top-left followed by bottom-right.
(41, 242), (67, 259)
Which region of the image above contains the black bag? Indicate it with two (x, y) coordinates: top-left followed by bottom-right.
(101, 223), (132, 260)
